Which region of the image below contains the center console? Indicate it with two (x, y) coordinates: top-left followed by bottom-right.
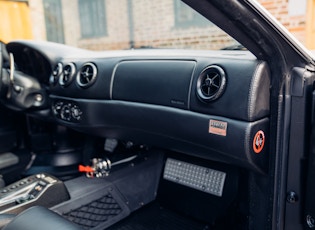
(0, 173), (70, 214)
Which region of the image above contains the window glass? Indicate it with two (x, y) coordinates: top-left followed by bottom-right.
(43, 0), (64, 43)
(78, 0), (107, 38)
(174, 0), (209, 28)
(23, 0), (239, 51)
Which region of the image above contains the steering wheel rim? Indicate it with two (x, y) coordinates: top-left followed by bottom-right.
(0, 42), (12, 99)
(0, 43), (2, 83)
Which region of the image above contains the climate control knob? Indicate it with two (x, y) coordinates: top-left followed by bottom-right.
(71, 105), (82, 121)
(52, 101), (63, 117)
(60, 104), (72, 121)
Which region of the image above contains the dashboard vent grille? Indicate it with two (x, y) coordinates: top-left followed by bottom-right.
(196, 65), (226, 102)
(50, 62), (63, 85)
(76, 63), (97, 88)
(59, 63), (76, 87)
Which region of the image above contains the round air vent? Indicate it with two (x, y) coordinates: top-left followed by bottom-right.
(59, 63), (76, 87)
(49, 62), (63, 85)
(196, 65), (227, 102)
(76, 63), (97, 88)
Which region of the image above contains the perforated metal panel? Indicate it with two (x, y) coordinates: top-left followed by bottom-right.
(163, 158), (226, 197)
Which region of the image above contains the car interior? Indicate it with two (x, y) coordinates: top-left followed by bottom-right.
(0, 38), (272, 229)
(0, 0), (314, 229)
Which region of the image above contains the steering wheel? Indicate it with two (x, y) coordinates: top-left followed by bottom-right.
(0, 42), (46, 110)
(0, 43), (2, 81)
(0, 42), (10, 98)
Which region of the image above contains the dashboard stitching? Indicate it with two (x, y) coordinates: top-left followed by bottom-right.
(248, 61), (264, 121)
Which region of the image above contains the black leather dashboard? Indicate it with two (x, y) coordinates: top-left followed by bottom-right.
(6, 40), (271, 174)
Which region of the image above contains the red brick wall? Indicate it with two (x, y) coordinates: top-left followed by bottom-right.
(258, 0), (306, 44)
(50, 0), (307, 51)
(76, 0), (236, 51)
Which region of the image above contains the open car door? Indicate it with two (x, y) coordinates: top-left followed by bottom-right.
(305, 89), (315, 229)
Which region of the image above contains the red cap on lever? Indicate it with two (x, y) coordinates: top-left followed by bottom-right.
(78, 165), (94, 173)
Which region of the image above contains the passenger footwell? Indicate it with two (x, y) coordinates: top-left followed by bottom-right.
(107, 202), (210, 230)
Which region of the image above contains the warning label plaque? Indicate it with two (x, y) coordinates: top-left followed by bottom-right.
(209, 119), (227, 136)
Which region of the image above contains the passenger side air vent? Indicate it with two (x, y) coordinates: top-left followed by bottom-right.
(76, 63), (97, 88)
(49, 62), (63, 85)
(196, 65), (226, 102)
(59, 63), (76, 87)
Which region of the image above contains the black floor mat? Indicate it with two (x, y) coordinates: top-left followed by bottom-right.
(107, 202), (210, 230)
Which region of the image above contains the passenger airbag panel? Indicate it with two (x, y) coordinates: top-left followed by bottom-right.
(112, 60), (195, 109)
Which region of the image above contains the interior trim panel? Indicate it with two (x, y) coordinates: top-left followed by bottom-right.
(50, 96), (269, 174)
(6, 40), (271, 175)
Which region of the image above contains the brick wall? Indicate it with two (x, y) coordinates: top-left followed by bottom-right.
(28, 0), (308, 51)
(28, 0), (46, 41)
(73, 0), (236, 51)
(74, 0), (308, 51)
(78, 0), (130, 50)
(258, 0), (306, 45)
(130, 0), (235, 50)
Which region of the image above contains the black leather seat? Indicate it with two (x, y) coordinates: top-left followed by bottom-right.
(2, 206), (83, 230)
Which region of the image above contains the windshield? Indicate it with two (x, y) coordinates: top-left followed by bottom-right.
(1, 0), (239, 51)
